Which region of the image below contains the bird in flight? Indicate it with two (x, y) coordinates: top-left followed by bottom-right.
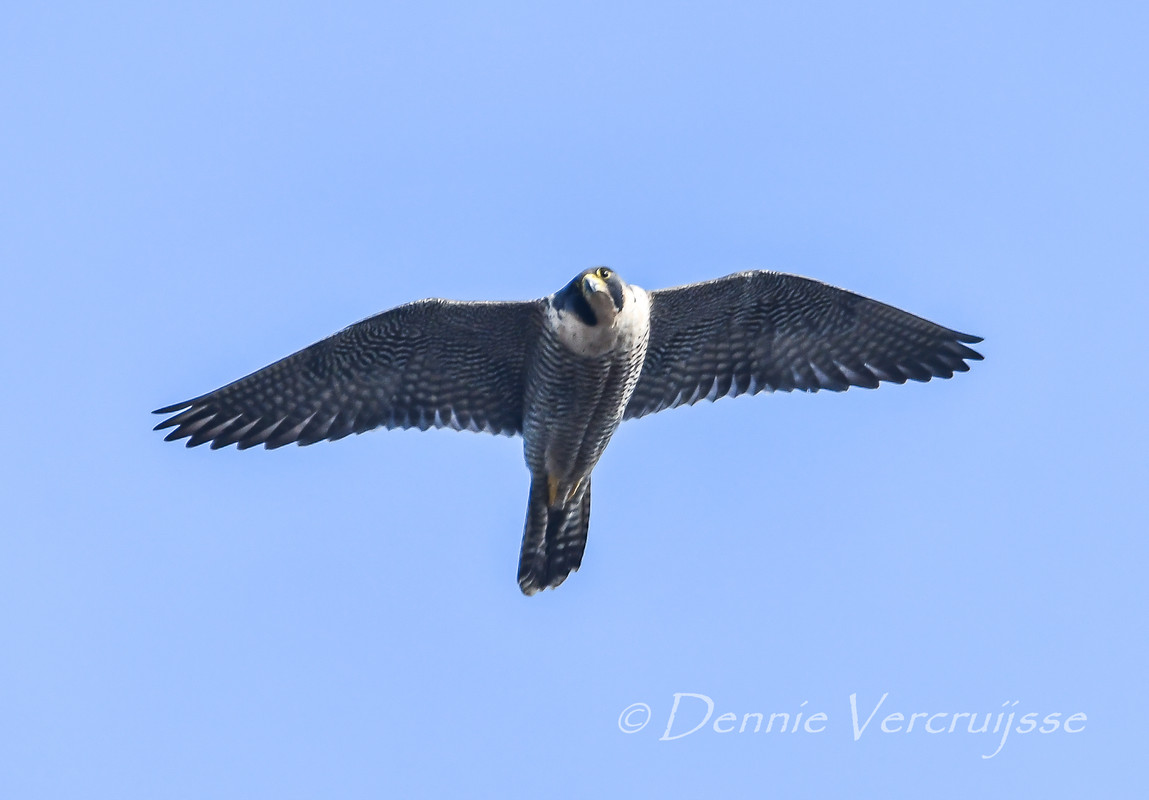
(154, 268), (982, 595)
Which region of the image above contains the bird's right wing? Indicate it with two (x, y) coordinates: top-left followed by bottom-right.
(154, 298), (543, 449)
(625, 271), (982, 420)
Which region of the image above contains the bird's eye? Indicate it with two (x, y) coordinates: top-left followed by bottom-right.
(598, 268), (612, 280)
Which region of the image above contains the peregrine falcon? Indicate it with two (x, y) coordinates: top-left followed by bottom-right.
(154, 268), (983, 594)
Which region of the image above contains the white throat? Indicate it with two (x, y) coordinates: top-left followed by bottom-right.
(549, 284), (651, 358)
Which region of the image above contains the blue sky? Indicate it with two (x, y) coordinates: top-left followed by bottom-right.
(2, 1), (1146, 796)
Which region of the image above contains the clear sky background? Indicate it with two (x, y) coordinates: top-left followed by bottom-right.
(2, 2), (1146, 796)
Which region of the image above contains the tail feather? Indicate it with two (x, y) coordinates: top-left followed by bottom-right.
(517, 477), (591, 595)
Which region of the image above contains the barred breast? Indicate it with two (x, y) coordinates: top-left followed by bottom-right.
(522, 285), (650, 494)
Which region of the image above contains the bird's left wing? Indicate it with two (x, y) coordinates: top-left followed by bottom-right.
(625, 271), (982, 420)
(154, 298), (543, 449)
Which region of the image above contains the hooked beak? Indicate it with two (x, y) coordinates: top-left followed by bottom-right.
(582, 273), (606, 296)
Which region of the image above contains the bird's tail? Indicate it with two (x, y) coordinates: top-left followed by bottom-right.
(517, 476), (591, 595)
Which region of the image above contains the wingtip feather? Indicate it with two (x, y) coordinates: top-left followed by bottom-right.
(153, 400), (194, 415)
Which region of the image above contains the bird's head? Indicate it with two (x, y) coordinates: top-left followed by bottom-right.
(556, 267), (627, 326)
